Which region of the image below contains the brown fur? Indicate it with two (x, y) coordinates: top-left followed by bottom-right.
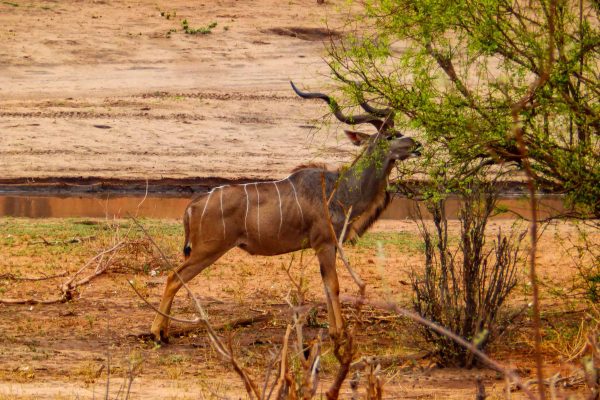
(344, 189), (391, 244)
(290, 162), (332, 173)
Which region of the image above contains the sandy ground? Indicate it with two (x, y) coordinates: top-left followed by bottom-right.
(0, 0), (359, 181)
(0, 217), (597, 399)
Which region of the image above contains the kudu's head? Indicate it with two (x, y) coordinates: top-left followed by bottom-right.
(290, 81), (421, 165)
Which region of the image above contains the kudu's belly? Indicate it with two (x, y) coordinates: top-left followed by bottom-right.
(237, 233), (311, 256)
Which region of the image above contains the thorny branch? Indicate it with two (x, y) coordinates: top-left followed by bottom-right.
(510, 1), (557, 398)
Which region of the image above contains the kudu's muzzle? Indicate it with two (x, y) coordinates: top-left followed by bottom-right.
(411, 141), (423, 157)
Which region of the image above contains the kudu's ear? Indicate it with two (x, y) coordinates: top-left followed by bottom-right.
(344, 130), (371, 146)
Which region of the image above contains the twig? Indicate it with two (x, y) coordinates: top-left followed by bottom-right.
(340, 294), (538, 400)
(0, 238), (128, 305)
(0, 295), (67, 305)
(261, 347), (283, 400)
(132, 312), (273, 339)
(351, 352), (429, 371)
(0, 271), (68, 281)
(61, 240), (128, 293)
(29, 236), (96, 246)
(509, 1), (557, 396)
(127, 280), (201, 325)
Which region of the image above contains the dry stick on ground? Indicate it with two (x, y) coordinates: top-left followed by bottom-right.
(350, 352), (429, 371)
(0, 271), (68, 281)
(340, 295), (538, 400)
(130, 309), (273, 339)
(128, 215), (263, 399)
(0, 231), (131, 305)
(509, 1), (557, 398)
(168, 313), (273, 338)
(28, 236), (96, 246)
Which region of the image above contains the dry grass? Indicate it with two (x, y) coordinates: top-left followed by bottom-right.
(0, 217), (597, 398)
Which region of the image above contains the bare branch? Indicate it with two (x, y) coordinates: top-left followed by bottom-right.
(509, 1), (557, 398)
(340, 294), (538, 399)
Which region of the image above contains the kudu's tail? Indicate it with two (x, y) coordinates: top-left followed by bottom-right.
(183, 207), (192, 258)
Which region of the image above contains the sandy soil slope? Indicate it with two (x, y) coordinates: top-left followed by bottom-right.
(0, 0), (357, 181)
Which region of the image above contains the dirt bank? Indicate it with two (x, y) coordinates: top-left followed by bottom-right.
(0, 0), (355, 181)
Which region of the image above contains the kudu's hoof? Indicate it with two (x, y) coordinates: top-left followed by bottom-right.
(150, 328), (169, 345)
(158, 330), (170, 344)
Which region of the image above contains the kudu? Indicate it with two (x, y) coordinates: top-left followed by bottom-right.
(151, 82), (421, 342)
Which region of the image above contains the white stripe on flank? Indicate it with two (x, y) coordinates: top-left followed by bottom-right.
(243, 184), (249, 236)
(274, 181), (283, 238)
(220, 186), (226, 239)
(255, 183), (261, 242)
(199, 190), (214, 233)
(288, 180), (304, 224)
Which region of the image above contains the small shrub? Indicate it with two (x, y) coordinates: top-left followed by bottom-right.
(568, 225), (600, 303)
(181, 19), (217, 35)
(159, 10), (176, 20)
(411, 188), (526, 367)
(165, 28), (177, 38)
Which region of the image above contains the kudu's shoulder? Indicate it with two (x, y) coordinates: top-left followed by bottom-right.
(290, 162), (332, 173)
(288, 167), (339, 187)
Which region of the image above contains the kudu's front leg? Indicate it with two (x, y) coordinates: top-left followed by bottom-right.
(316, 244), (344, 338)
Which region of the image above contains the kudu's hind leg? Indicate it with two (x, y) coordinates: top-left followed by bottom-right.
(316, 245), (344, 338)
(150, 248), (226, 342)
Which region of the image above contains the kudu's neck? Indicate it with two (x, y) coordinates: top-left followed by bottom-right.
(334, 142), (393, 217)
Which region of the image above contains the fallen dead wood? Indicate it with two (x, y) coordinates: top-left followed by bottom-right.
(0, 295), (67, 305)
(133, 312), (274, 340)
(511, 371), (587, 392)
(28, 236), (96, 246)
(171, 312), (274, 337)
(0, 271), (68, 281)
(350, 351), (430, 371)
(0, 236), (131, 305)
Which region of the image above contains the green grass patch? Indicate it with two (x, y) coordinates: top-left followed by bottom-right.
(181, 19), (217, 35)
(0, 217), (183, 276)
(355, 231), (424, 253)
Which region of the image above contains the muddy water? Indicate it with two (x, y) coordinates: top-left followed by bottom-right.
(0, 194), (567, 220)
